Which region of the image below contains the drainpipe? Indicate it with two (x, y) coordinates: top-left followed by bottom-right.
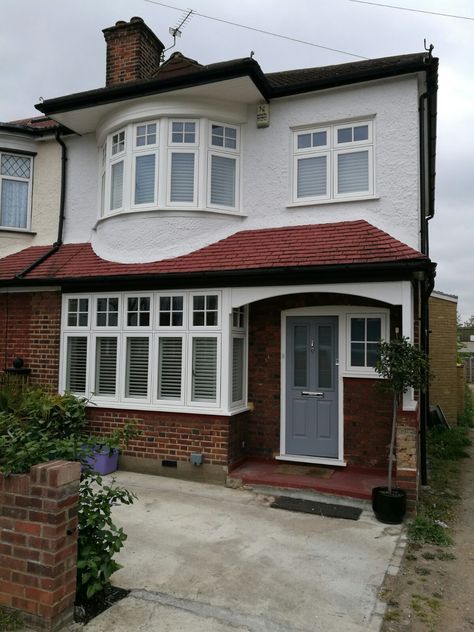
(16, 131), (67, 279)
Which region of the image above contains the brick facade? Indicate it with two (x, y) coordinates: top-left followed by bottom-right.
(0, 291), (61, 387)
(0, 461), (80, 631)
(429, 294), (459, 424)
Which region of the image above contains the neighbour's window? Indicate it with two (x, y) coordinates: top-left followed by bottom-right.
(0, 152), (33, 230)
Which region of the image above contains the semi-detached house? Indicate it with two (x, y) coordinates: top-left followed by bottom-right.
(0, 17), (438, 507)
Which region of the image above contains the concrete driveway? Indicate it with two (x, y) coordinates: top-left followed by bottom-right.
(82, 472), (403, 632)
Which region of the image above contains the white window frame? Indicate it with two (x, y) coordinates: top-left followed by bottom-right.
(154, 332), (186, 406)
(0, 151), (33, 231)
(188, 332), (221, 408)
(124, 294), (153, 330)
(131, 121), (159, 209)
(190, 292), (221, 330)
(155, 293), (187, 330)
(94, 295), (121, 330)
(292, 119), (374, 204)
(346, 312), (388, 373)
(208, 122), (240, 210)
(122, 333), (152, 404)
(61, 333), (90, 396)
(64, 296), (90, 330)
(91, 332), (121, 402)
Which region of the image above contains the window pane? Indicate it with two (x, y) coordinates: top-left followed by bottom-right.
(194, 296), (205, 310)
(367, 342), (380, 367)
(192, 337), (217, 402)
(232, 337), (244, 403)
(97, 313), (107, 327)
(110, 161), (124, 209)
(337, 151), (369, 194)
(351, 342), (365, 367)
(95, 337), (117, 396)
(206, 295), (218, 310)
(125, 337), (149, 398)
(294, 325), (307, 387)
(367, 318), (381, 342)
(206, 311), (217, 326)
(337, 128), (352, 143)
(1, 154), (31, 178)
(134, 154), (155, 204)
(210, 155), (236, 207)
(158, 337), (182, 400)
(172, 296), (183, 310)
(318, 326), (332, 389)
(193, 312), (205, 326)
(351, 318), (365, 341)
(66, 337), (87, 393)
(170, 153), (195, 202)
(160, 312), (171, 326)
(172, 312), (183, 326)
(313, 131), (327, 146)
(297, 156), (327, 198)
(297, 133), (311, 149)
(354, 125), (369, 141)
(1, 180), (28, 228)
(160, 297), (171, 311)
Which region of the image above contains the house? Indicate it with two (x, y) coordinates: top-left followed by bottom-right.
(0, 17), (438, 505)
(0, 117), (63, 258)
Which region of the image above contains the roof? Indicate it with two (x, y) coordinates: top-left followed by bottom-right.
(0, 116), (61, 136)
(0, 221), (428, 284)
(36, 52), (437, 116)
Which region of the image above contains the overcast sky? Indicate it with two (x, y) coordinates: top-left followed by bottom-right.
(1, 0), (472, 319)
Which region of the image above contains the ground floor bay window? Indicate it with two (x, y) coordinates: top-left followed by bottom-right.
(60, 291), (248, 415)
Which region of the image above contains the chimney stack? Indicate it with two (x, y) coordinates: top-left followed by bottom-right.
(102, 17), (165, 86)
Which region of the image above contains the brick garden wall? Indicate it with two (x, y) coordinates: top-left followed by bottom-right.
(0, 291), (61, 388)
(0, 461), (80, 631)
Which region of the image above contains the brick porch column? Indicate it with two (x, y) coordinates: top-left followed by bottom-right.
(395, 408), (419, 513)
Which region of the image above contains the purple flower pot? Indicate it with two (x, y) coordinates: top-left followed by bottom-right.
(84, 447), (119, 475)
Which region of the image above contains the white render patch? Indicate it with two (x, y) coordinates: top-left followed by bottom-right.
(63, 75), (422, 264)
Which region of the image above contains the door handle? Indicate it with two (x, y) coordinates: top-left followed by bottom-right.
(301, 391), (324, 398)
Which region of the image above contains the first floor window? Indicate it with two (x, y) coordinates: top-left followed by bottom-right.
(110, 161), (124, 210)
(210, 155), (236, 207)
(0, 152), (32, 229)
(170, 152), (195, 203)
(349, 316), (382, 368)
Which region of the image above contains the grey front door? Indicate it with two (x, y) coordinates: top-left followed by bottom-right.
(285, 316), (338, 458)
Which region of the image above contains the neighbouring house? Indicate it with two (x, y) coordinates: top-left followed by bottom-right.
(429, 291), (464, 424)
(0, 17), (438, 504)
(0, 117), (63, 258)
(458, 325), (474, 383)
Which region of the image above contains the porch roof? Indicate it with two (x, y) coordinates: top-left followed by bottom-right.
(0, 220), (429, 285)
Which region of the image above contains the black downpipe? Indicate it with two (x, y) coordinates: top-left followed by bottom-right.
(16, 131), (67, 279)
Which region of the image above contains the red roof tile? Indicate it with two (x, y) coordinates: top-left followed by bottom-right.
(0, 221), (427, 283)
(8, 116), (59, 130)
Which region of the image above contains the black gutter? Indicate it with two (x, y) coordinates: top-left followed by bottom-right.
(15, 131), (67, 279)
(36, 58), (271, 115)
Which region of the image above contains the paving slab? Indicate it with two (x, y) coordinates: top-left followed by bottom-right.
(82, 471), (402, 632)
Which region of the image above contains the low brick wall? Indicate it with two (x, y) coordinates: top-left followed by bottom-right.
(0, 460), (80, 631)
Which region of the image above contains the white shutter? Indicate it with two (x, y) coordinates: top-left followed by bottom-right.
(95, 337), (118, 396)
(158, 337), (182, 400)
(210, 155), (235, 207)
(134, 154), (156, 204)
(297, 155), (327, 198)
(110, 160), (124, 209)
(125, 337), (149, 398)
(337, 150), (369, 193)
(192, 337), (217, 402)
(66, 337), (88, 393)
(170, 152), (195, 202)
(232, 337), (244, 403)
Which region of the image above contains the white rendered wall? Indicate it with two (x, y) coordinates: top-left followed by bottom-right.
(0, 138), (61, 258)
(62, 75), (421, 263)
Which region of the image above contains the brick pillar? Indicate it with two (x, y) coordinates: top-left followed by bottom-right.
(0, 460), (81, 631)
(395, 408), (419, 514)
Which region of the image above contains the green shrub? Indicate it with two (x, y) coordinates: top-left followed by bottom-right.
(408, 515), (452, 546)
(428, 426), (471, 461)
(458, 384), (474, 427)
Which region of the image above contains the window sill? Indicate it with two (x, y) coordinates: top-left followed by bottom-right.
(342, 370), (383, 379)
(0, 228), (36, 235)
(286, 195), (380, 209)
(95, 206), (247, 227)
(86, 400), (250, 417)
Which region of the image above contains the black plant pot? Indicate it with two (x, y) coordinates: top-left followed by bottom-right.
(372, 486), (407, 524)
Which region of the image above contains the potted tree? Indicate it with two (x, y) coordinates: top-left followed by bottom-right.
(83, 420), (141, 475)
(372, 336), (430, 524)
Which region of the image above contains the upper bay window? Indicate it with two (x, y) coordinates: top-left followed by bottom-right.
(101, 119), (240, 216)
(0, 151), (33, 230)
(292, 120), (374, 204)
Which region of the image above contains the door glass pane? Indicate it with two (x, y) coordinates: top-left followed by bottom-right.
(318, 325), (332, 389)
(294, 325), (307, 387)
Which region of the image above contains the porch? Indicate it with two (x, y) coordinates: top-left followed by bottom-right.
(227, 458), (388, 502)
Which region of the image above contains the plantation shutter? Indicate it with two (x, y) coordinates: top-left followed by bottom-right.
(192, 337), (217, 402)
(125, 337), (149, 398)
(134, 154), (156, 204)
(66, 337), (88, 394)
(95, 337), (118, 396)
(297, 155), (327, 197)
(210, 155), (235, 207)
(110, 160), (124, 209)
(337, 150), (369, 194)
(170, 153), (194, 202)
(231, 337), (244, 403)
(158, 337), (182, 400)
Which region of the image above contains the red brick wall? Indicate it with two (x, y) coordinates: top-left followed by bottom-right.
(0, 461), (80, 631)
(0, 291), (61, 388)
(87, 408), (233, 467)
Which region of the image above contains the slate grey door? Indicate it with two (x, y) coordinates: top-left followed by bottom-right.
(285, 316), (338, 458)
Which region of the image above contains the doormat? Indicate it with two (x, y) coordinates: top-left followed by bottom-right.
(276, 464), (335, 479)
(270, 496), (362, 520)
